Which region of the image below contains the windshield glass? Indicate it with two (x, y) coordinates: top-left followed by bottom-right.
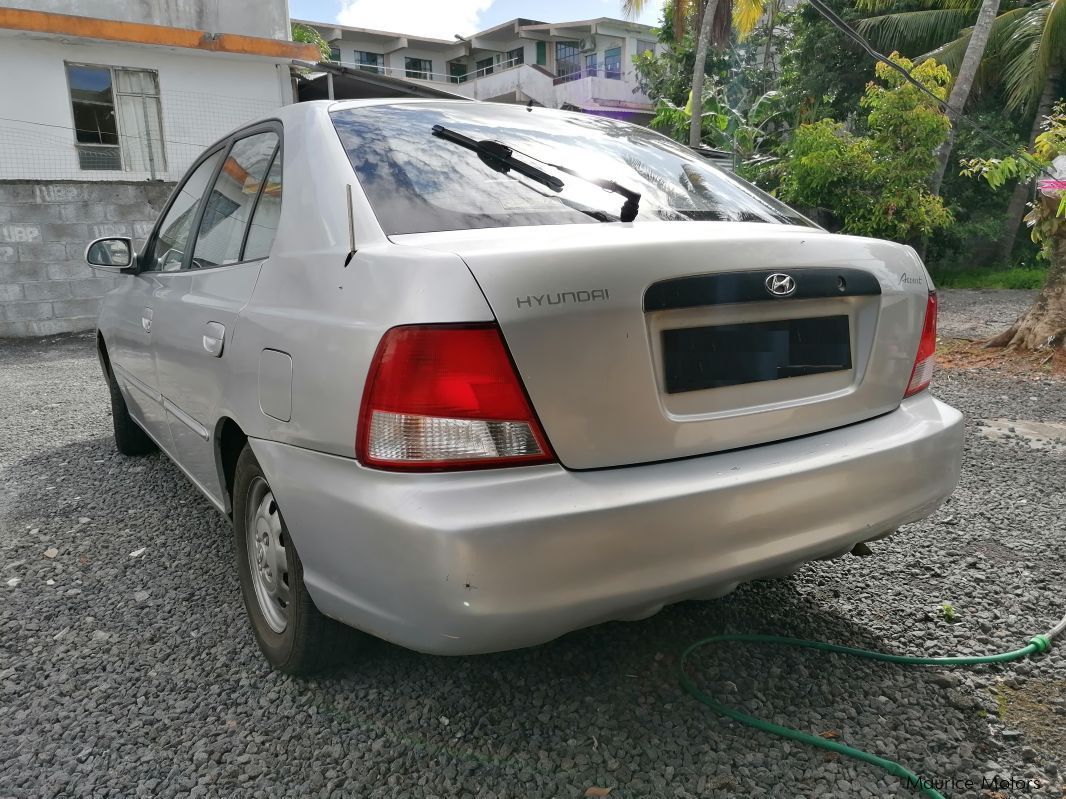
(330, 102), (813, 235)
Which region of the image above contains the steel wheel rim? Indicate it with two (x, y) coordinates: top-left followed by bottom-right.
(245, 476), (290, 634)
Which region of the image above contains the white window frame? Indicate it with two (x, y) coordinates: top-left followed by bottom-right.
(405, 57), (433, 80)
(65, 62), (166, 179)
(354, 50), (383, 73)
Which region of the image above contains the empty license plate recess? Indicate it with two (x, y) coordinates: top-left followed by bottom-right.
(662, 315), (852, 393)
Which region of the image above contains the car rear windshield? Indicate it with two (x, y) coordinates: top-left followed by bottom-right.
(330, 102), (812, 235)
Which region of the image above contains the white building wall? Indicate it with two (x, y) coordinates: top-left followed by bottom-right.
(0, 36), (290, 181)
(384, 46), (449, 80)
(333, 36), (387, 67)
(3, 0), (291, 40)
(434, 63), (652, 111)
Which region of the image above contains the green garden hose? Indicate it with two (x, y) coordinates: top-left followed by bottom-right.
(678, 612), (1066, 799)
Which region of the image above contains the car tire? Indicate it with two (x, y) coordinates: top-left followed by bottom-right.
(233, 444), (353, 674)
(106, 362), (157, 456)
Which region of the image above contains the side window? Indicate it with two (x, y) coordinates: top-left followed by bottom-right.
(145, 150), (222, 272)
(242, 150), (283, 261)
(190, 131), (279, 268)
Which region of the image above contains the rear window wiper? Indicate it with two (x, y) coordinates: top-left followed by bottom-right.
(432, 125), (563, 192)
(431, 125), (640, 222)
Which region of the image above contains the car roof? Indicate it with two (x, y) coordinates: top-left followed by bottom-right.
(326, 97), (476, 113)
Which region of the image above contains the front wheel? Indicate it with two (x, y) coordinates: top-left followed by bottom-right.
(232, 445), (353, 673)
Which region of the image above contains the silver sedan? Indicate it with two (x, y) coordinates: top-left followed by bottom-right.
(87, 99), (963, 673)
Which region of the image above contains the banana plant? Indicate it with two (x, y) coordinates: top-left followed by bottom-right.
(651, 85), (787, 172)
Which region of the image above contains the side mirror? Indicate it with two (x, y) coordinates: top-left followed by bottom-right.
(85, 237), (134, 272)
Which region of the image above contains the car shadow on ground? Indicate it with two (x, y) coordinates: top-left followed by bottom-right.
(2, 434), (1008, 798)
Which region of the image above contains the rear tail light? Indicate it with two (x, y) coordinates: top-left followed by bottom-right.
(356, 323), (555, 471)
(904, 290), (937, 397)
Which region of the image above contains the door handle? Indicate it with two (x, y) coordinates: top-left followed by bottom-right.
(141, 307), (153, 334)
(202, 321), (226, 357)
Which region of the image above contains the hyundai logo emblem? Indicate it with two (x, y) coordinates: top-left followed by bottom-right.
(765, 273), (797, 297)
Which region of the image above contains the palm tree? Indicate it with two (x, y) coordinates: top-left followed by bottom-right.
(858, 0), (1066, 256)
(929, 0), (1001, 196)
(623, 0), (768, 146)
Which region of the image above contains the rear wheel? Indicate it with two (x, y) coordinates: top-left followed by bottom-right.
(233, 445), (352, 674)
(105, 360), (157, 456)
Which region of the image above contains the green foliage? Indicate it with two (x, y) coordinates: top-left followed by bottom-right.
(628, 0), (1050, 276)
(960, 153), (1041, 189)
(778, 0), (872, 124)
(934, 266), (1047, 288)
(857, 0), (1065, 116)
(637, 0), (788, 173)
(649, 97), (693, 140)
(291, 22), (332, 61)
(633, 30), (731, 108)
(927, 101), (1032, 272)
(995, 688), (1009, 719)
(939, 602), (958, 623)
(856, 1), (987, 60)
(650, 87), (787, 172)
(962, 102), (1066, 249)
(777, 54), (953, 242)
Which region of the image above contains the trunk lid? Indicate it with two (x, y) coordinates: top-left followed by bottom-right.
(391, 223), (931, 470)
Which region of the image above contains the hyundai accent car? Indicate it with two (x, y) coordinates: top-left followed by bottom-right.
(86, 99), (963, 673)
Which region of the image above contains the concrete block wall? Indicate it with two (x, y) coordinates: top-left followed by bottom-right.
(0, 181), (174, 337)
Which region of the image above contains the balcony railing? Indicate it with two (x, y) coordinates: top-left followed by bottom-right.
(552, 66), (623, 85)
(450, 56), (524, 83)
(329, 56), (526, 86)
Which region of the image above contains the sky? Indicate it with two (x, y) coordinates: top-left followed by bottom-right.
(288, 0), (666, 40)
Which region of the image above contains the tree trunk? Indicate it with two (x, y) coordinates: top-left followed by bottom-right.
(987, 235), (1066, 350)
(761, 0), (778, 91)
(689, 0), (720, 147)
(929, 0), (1000, 196)
(995, 68), (1060, 262)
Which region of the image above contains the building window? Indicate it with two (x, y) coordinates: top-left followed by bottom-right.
(405, 57), (432, 79)
(585, 53), (598, 77)
(355, 51), (383, 73)
(67, 64), (119, 170)
(535, 41), (547, 65)
(328, 45), (341, 62)
(604, 46), (622, 79)
(555, 41), (580, 81)
(475, 57), (494, 78)
(67, 63), (165, 175)
(506, 47), (524, 68)
(637, 40), (656, 57)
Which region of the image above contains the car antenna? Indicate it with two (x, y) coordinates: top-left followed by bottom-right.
(526, 99), (533, 112)
(344, 184), (357, 267)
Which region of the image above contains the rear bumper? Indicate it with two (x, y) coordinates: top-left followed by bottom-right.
(251, 393), (963, 655)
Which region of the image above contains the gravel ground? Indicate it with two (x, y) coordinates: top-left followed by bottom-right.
(2, 307), (1065, 798)
(937, 289), (1038, 341)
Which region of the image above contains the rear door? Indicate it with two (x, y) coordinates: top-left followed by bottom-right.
(151, 127), (282, 503)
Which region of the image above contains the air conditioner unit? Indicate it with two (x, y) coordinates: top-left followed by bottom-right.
(579, 35), (596, 52)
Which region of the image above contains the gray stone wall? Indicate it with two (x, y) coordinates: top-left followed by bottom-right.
(0, 181), (174, 337)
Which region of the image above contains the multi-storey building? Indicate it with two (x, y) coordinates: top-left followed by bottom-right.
(299, 16), (661, 123)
